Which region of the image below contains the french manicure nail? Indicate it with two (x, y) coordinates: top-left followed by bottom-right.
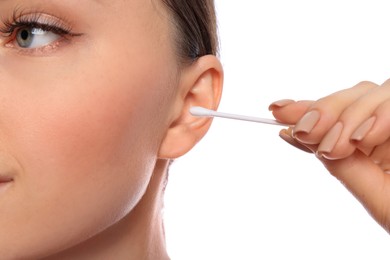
(293, 110), (321, 135)
(317, 122), (343, 155)
(351, 116), (376, 142)
(268, 99), (295, 111)
(279, 129), (313, 153)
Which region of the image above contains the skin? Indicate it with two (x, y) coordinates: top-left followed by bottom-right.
(270, 79), (390, 234)
(0, 0), (223, 259)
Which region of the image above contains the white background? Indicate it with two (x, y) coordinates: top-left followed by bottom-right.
(165, 1), (390, 259)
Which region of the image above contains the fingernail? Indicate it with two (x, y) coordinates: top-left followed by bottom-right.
(351, 116), (376, 142)
(268, 99), (295, 111)
(279, 129), (313, 153)
(293, 110), (321, 135)
(317, 122), (343, 156)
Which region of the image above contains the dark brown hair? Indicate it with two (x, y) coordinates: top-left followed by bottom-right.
(161, 0), (218, 62)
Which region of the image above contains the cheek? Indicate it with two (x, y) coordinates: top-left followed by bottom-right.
(11, 62), (162, 179)
(0, 56), (175, 256)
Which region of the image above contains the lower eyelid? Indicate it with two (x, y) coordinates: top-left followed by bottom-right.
(6, 36), (71, 56)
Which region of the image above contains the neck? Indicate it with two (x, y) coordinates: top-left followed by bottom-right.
(45, 159), (171, 260)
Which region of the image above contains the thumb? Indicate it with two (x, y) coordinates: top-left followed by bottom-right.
(319, 150), (390, 232)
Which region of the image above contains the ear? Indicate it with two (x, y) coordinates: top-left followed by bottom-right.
(158, 55), (223, 159)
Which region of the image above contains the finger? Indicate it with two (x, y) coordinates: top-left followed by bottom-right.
(318, 81), (390, 159)
(369, 139), (390, 172)
(354, 99), (390, 148)
(294, 81), (377, 145)
(279, 128), (316, 153)
(319, 150), (390, 232)
(269, 100), (313, 125)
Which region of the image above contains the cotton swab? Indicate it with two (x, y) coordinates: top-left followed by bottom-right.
(190, 106), (291, 127)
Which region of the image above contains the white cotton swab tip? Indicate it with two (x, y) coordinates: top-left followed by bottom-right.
(189, 106), (214, 117)
(189, 106), (290, 127)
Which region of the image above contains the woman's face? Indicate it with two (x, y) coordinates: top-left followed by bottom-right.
(0, 0), (178, 257)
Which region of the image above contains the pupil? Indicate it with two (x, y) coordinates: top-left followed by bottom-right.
(21, 29), (29, 40)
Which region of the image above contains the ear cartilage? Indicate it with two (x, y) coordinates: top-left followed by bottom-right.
(189, 106), (291, 127)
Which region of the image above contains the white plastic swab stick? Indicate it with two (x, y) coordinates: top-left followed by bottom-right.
(190, 106), (291, 127)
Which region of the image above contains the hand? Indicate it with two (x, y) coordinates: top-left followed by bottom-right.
(269, 79), (390, 233)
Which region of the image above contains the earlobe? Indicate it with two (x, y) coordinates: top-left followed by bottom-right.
(158, 55), (223, 159)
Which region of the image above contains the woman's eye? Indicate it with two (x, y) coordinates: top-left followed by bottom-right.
(15, 27), (61, 49)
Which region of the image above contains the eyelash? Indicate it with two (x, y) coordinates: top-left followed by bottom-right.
(0, 10), (81, 52)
